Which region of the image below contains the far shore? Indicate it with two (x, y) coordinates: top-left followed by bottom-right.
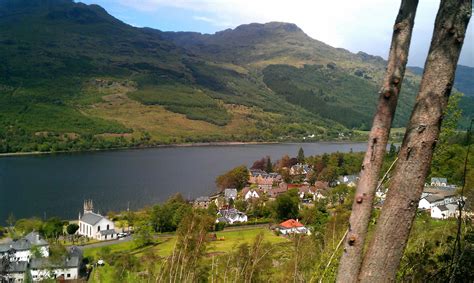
(0, 140), (368, 158)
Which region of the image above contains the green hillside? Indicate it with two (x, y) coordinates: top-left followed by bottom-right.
(0, 0), (467, 153)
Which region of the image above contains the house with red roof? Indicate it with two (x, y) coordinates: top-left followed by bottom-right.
(277, 219), (311, 235)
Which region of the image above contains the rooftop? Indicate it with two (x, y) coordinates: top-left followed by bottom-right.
(80, 212), (106, 226)
(0, 231), (48, 253)
(279, 219), (304, 229)
(31, 247), (82, 270)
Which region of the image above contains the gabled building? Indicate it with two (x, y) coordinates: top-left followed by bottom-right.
(277, 219), (310, 235)
(431, 203), (458, 219)
(338, 175), (359, 187)
(249, 170), (281, 190)
(216, 209), (248, 224)
(30, 246), (82, 282)
(430, 177), (448, 187)
(418, 193), (458, 210)
(0, 261), (28, 283)
(194, 196), (211, 209)
(241, 187), (261, 200)
(0, 231), (49, 262)
(289, 164), (312, 176)
(224, 188), (238, 202)
(77, 200), (116, 241)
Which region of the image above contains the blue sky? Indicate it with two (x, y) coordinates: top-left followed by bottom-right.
(78, 0), (473, 67)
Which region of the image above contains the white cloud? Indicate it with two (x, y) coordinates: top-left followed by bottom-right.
(115, 0), (473, 66)
(193, 16), (231, 27)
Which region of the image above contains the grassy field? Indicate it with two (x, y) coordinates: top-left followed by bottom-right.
(86, 227), (289, 282)
(83, 227), (288, 261)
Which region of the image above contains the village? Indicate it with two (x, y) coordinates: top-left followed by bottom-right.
(0, 150), (470, 282)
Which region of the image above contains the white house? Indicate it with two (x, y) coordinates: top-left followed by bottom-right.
(194, 196), (211, 209)
(289, 164), (312, 176)
(30, 246), (82, 282)
(418, 193), (458, 210)
(1, 261), (27, 283)
(78, 200), (116, 241)
(0, 231), (49, 262)
(216, 209), (248, 224)
(278, 219), (311, 235)
(430, 177), (448, 187)
(241, 188), (261, 200)
(338, 175), (359, 187)
(431, 204), (458, 219)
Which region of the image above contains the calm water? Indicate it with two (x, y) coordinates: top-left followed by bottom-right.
(0, 142), (367, 222)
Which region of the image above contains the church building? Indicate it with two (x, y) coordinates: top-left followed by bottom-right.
(77, 200), (117, 241)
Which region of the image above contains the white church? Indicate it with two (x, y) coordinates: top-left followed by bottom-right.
(77, 200), (117, 241)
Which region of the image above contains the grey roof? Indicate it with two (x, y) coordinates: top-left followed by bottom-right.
(195, 196), (210, 202)
(224, 188), (237, 198)
(31, 248), (82, 270)
(217, 208), (246, 220)
(68, 246), (83, 258)
(99, 229), (116, 235)
(0, 232), (48, 253)
(436, 205), (449, 211)
(424, 193), (455, 203)
(24, 231), (48, 246)
(0, 243), (13, 253)
(1, 261), (28, 273)
(216, 217), (230, 223)
(80, 212), (105, 225)
(431, 177), (447, 184)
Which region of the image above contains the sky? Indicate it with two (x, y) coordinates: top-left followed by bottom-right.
(78, 0), (473, 67)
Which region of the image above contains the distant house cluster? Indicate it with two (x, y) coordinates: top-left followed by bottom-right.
(249, 169), (281, 190)
(0, 232), (82, 282)
(417, 178), (463, 219)
(289, 164), (311, 176)
(78, 200), (117, 241)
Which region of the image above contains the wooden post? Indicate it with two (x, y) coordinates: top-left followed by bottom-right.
(358, 0), (472, 281)
(336, 1), (419, 281)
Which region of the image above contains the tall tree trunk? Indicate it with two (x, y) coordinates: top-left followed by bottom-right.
(358, 0), (472, 281)
(336, 1), (418, 281)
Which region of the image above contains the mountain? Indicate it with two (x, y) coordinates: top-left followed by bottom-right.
(0, 0), (462, 153)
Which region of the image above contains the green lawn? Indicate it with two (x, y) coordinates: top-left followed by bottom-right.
(87, 227), (289, 282)
(84, 227), (288, 260)
(207, 227), (288, 254)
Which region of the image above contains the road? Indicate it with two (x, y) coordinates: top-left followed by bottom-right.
(77, 235), (133, 250)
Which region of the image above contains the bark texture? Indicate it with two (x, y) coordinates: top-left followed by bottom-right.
(336, 1), (418, 282)
(358, 0), (472, 282)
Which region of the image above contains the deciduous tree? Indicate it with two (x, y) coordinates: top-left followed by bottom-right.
(359, 0), (471, 281)
(337, 0), (419, 280)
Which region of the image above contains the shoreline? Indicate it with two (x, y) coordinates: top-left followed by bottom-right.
(0, 139), (367, 158)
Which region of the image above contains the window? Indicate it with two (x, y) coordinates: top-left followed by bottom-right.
(107, 224), (109, 230)
(67, 274), (71, 278)
(98, 225), (100, 232)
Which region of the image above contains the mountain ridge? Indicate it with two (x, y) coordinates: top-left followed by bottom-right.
(0, 0), (471, 153)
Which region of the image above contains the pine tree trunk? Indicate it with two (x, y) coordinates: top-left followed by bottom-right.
(336, 1), (418, 281)
(358, 0), (472, 281)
